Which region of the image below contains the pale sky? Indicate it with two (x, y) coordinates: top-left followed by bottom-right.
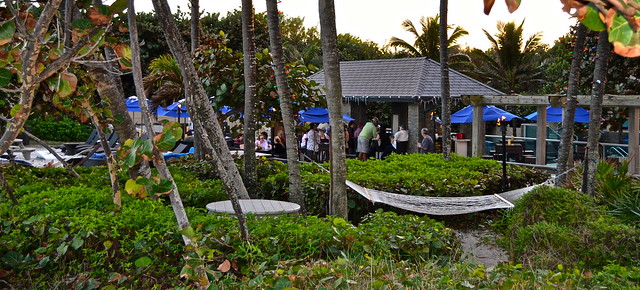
(133, 0), (578, 51)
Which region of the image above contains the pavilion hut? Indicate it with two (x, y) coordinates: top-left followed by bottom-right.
(309, 57), (504, 153)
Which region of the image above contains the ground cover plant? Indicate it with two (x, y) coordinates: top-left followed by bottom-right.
(496, 185), (640, 270)
(1, 158), (639, 288)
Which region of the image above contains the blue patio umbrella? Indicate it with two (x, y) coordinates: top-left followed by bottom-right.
(158, 100), (190, 119)
(125, 96), (157, 114)
(451, 105), (521, 123)
(299, 107), (355, 123)
(126, 96), (142, 112)
(524, 106), (591, 123)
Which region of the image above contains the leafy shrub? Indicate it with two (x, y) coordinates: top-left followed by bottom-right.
(596, 160), (635, 201)
(192, 210), (459, 277)
(1, 186), (189, 288)
(497, 186), (640, 269)
(609, 190), (640, 226)
(169, 165), (228, 207)
(27, 115), (93, 142)
(504, 186), (605, 229)
(2, 182), (458, 288)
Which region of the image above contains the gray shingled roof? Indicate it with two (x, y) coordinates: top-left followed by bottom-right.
(309, 57), (504, 102)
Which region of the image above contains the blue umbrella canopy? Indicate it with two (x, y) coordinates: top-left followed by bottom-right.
(451, 105), (521, 123)
(158, 100), (189, 118)
(524, 106), (591, 123)
(125, 96), (156, 114)
(126, 96), (142, 112)
(299, 107), (355, 123)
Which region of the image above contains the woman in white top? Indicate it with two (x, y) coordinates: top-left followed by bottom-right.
(305, 124), (320, 160)
(394, 125), (409, 154)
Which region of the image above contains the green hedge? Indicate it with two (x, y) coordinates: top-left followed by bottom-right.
(27, 115), (93, 142)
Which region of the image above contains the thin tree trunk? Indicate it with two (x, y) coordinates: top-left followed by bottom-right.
(556, 23), (587, 186)
(319, 0), (348, 218)
(439, 0), (451, 161)
(265, 0), (305, 211)
(241, 0), (258, 194)
(151, 0), (251, 240)
(62, 0), (73, 47)
(81, 99), (121, 208)
(0, 171), (18, 205)
(128, 0), (193, 244)
(190, 0), (200, 52)
(190, 0), (204, 159)
(583, 31), (609, 196)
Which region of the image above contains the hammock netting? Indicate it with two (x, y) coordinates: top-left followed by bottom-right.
(346, 180), (539, 215)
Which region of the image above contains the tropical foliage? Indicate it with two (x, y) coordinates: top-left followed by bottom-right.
(2, 163), (640, 287)
(387, 15), (472, 70)
(470, 21), (545, 94)
(485, 0), (640, 57)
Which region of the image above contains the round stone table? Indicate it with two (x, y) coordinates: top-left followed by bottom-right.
(206, 199), (301, 216)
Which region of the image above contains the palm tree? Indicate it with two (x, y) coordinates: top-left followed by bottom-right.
(471, 20), (544, 94)
(387, 15), (471, 69)
(241, 0), (259, 193)
(440, 0), (452, 161)
(319, 0), (348, 218)
(143, 55), (183, 109)
(556, 23), (587, 186)
(265, 0), (305, 210)
(583, 31), (610, 196)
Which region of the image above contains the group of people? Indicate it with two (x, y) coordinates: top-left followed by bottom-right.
(232, 131), (286, 157)
(349, 118), (435, 161)
(231, 118), (435, 162)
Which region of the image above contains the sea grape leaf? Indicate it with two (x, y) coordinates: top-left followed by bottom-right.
(578, 5), (606, 31)
(0, 20), (16, 46)
(608, 9), (640, 57)
(134, 256), (152, 268)
(504, 0), (521, 13)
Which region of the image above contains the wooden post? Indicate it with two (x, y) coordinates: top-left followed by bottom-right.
(471, 104), (484, 156)
(536, 105), (547, 165)
(408, 103), (420, 153)
(629, 107), (640, 175)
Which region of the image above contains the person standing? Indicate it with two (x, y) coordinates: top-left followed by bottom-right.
(357, 117), (379, 161)
(305, 123), (320, 161)
(418, 128), (435, 154)
(347, 121), (356, 154)
(394, 125), (409, 154)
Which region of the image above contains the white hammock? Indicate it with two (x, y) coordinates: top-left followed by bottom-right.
(346, 180), (540, 215)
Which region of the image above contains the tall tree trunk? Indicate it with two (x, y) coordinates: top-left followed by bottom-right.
(150, 0), (251, 240)
(319, 0), (348, 218)
(190, 0), (200, 52)
(189, 0), (203, 159)
(241, 0), (258, 194)
(556, 23), (587, 186)
(128, 0), (194, 244)
(583, 31), (609, 196)
(439, 0), (451, 161)
(265, 0), (305, 210)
